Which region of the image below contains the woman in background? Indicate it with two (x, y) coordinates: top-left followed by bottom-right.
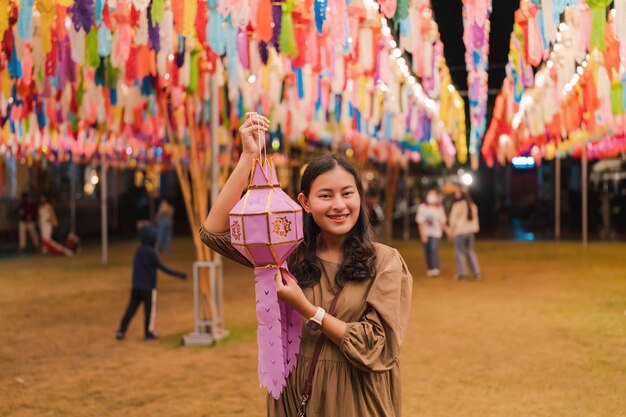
(449, 190), (481, 280)
(155, 198), (175, 252)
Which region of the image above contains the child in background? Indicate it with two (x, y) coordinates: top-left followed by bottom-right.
(116, 225), (187, 340)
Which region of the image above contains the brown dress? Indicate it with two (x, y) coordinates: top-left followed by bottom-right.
(200, 225), (413, 417)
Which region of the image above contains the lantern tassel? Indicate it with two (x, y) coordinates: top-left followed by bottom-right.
(255, 267), (288, 400)
(279, 266), (302, 377)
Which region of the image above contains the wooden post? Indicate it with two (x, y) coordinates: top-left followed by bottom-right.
(148, 194), (155, 222)
(70, 160), (76, 234)
(555, 157), (560, 241)
(403, 168), (410, 240)
(581, 145), (588, 250)
(100, 150), (108, 265)
(383, 163), (399, 243)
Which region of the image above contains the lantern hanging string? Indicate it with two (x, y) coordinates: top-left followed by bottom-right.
(257, 113), (269, 177)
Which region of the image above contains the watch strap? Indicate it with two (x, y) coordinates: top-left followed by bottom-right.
(308, 306), (325, 326)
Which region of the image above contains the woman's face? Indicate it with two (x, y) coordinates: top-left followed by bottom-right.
(299, 165), (361, 237)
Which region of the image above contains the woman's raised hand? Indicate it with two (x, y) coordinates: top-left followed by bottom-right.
(239, 112), (270, 159)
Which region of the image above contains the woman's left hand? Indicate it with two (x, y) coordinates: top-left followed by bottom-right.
(274, 270), (311, 314)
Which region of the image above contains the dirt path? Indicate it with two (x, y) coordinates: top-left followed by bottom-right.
(1, 239), (625, 416)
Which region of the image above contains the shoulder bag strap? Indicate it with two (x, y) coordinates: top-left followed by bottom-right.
(297, 277), (343, 417)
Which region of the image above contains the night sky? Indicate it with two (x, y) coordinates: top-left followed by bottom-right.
(431, 0), (520, 119)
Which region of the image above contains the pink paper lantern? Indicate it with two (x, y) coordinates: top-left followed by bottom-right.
(229, 158), (304, 399)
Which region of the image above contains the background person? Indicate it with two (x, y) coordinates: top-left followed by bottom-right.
(416, 188), (449, 277)
(155, 197), (175, 252)
(449, 190), (481, 280)
(116, 225), (187, 341)
(18, 192), (40, 253)
(38, 195), (58, 253)
(365, 189), (384, 240)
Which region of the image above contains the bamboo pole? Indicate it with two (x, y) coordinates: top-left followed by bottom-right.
(164, 96), (213, 324)
(209, 73), (223, 334)
(188, 97), (213, 327)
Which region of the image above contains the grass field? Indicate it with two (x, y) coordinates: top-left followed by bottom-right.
(1, 238), (625, 417)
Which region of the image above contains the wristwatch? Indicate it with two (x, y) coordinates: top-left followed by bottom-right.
(306, 307), (325, 331)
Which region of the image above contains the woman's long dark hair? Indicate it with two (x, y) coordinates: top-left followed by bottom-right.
(288, 154), (377, 288)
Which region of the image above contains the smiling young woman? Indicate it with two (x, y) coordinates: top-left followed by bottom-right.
(199, 112), (413, 417)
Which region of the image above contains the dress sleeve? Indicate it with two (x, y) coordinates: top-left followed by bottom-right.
(340, 248), (413, 372)
(199, 224), (254, 268)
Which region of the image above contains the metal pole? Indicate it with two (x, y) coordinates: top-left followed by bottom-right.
(112, 168), (119, 231)
(581, 146), (588, 250)
(101, 152), (108, 265)
(555, 157), (561, 241)
(193, 262), (200, 334)
(70, 160), (76, 234)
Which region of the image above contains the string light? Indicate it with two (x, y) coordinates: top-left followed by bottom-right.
(371, 0), (454, 116)
(562, 58), (587, 96)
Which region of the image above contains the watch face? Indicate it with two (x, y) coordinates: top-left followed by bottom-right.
(306, 320), (321, 331)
